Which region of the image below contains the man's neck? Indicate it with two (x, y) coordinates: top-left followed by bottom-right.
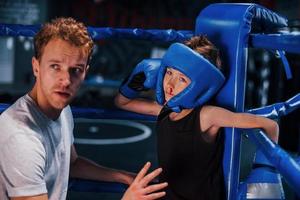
(29, 87), (62, 120)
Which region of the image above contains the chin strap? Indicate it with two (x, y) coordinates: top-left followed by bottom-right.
(157, 105), (173, 121)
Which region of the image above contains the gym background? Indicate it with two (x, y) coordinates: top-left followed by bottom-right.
(0, 0), (299, 199)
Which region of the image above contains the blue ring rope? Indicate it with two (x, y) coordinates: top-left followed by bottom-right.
(1, 24), (300, 54)
(246, 129), (300, 197)
(0, 23), (193, 42)
(2, 23), (300, 54)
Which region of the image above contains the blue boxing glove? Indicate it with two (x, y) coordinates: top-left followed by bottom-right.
(119, 58), (161, 99)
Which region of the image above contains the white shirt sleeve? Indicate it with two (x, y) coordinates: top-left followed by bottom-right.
(0, 133), (47, 197)
(65, 105), (74, 144)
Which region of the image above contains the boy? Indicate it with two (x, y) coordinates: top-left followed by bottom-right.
(115, 36), (279, 199)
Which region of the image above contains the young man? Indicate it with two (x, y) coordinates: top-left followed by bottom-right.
(0, 17), (167, 200)
(115, 36), (279, 199)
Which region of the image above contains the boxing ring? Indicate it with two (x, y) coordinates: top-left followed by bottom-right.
(1, 3), (300, 199)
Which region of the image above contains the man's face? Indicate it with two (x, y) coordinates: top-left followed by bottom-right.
(32, 38), (89, 112)
(163, 67), (191, 103)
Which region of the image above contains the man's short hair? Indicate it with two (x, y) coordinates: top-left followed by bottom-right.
(34, 17), (94, 62)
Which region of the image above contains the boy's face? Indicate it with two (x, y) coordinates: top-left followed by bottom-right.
(32, 38), (89, 112)
(163, 67), (191, 102)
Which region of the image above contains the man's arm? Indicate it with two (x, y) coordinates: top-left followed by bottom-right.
(70, 145), (168, 199)
(70, 145), (135, 184)
(11, 194), (48, 200)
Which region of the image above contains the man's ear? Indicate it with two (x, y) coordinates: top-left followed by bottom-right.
(32, 57), (39, 77)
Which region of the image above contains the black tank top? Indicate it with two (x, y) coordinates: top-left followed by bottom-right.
(157, 106), (225, 200)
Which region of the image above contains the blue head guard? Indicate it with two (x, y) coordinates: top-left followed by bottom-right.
(156, 43), (225, 112)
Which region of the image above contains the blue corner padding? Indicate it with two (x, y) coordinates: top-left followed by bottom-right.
(195, 3), (287, 200)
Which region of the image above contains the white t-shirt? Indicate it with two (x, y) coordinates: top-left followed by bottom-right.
(0, 94), (74, 200)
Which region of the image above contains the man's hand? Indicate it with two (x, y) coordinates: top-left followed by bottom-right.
(121, 162), (167, 200)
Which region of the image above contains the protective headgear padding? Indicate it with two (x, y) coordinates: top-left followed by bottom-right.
(156, 43), (225, 112)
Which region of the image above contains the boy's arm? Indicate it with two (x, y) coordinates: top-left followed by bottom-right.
(201, 105), (279, 143)
(115, 93), (162, 116)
